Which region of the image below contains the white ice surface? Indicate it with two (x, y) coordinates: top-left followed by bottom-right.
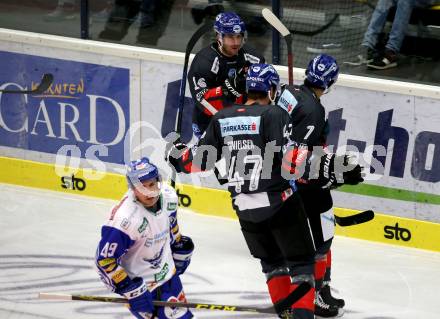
(0, 183), (440, 319)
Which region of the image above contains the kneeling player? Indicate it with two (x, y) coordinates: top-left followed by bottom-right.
(95, 157), (194, 319)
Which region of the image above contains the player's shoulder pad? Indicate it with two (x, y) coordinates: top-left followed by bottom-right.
(241, 44), (264, 64)
(161, 184), (179, 213)
(106, 191), (142, 235)
(190, 44), (219, 72)
(277, 85), (300, 115)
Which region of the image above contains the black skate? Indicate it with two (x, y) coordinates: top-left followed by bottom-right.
(315, 292), (341, 318)
(320, 284), (345, 308)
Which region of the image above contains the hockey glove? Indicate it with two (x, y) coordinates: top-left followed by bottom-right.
(116, 277), (153, 319)
(166, 141), (189, 173)
(319, 154), (364, 189)
(221, 63), (249, 101)
(171, 235), (194, 276)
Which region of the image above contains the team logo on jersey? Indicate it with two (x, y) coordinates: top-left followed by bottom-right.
(277, 89), (298, 115)
(120, 218), (131, 230)
(197, 77), (207, 88)
(218, 116), (260, 137)
(143, 245), (165, 269)
(167, 202), (177, 211)
(228, 68), (237, 79)
(138, 217), (149, 233)
(154, 262), (169, 282)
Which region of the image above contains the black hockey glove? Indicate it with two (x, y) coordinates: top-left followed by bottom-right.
(318, 154), (364, 189)
(166, 141), (189, 173)
(221, 62), (250, 100)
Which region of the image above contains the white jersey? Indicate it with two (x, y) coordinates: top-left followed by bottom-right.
(95, 184), (181, 292)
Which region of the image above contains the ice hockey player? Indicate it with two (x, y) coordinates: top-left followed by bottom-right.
(278, 54), (364, 317)
(95, 157), (194, 319)
(188, 11), (265, 138)
(168, 63), (317, 319)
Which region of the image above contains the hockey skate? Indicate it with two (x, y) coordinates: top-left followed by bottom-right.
(320, 284), (345, 308)
(315, 292), (342, 318)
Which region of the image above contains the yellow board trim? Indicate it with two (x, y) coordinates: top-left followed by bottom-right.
(1, 156), (440, 252)
(0, 156), (126, 200)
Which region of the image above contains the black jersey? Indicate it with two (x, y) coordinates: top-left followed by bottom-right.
(188, 42), (264, 133)
(188, 103), (291, 222)
(278, 84), (333, 213)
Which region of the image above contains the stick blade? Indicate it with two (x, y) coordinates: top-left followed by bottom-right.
(33, 73), (54, 94)
(262, 8), (290, 37)
(335, 210), (375, 227)
(39, 293), (72, 301)
(0, 73), (53, 94)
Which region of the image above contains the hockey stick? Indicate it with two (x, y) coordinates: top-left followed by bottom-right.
(335, 210), (375, 227)
(0, 73), (53, 94)
(290, 13), (340, 36)
(171, 6), (222, 188)
(38, 292), (276, 314)
(39, 282), (310, 314)
(262, 8), (293, 85)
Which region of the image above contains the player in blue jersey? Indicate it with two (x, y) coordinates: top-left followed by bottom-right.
(95, 157), (194, 319)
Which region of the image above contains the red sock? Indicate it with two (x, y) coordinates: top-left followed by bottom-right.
(292, 283), (315, 312)
(267, 276), (315, 312)
(267, 275), (292, 304)
(315, 255), (327, 291)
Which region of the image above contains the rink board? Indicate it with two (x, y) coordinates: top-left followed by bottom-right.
(1, 156), (439, 253)
(0, 28), (439, 230)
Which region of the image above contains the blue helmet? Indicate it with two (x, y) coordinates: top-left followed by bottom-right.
(126, 157), (159, 188)
(214, 12), (246, 36)
(305, 54), (339, 90)
(246, 63), (280, 93)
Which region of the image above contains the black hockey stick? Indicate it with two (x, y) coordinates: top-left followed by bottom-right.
(335, 210), (375, 227)
(355, 0), (376, 10)
(171, 6), (222, 188)
(0, 73), (53, 94)
(39, 292), (276, 314)
(262, 8), (293, 84)
(39, 282), (310, 314)
(289, 14), (340, 36)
